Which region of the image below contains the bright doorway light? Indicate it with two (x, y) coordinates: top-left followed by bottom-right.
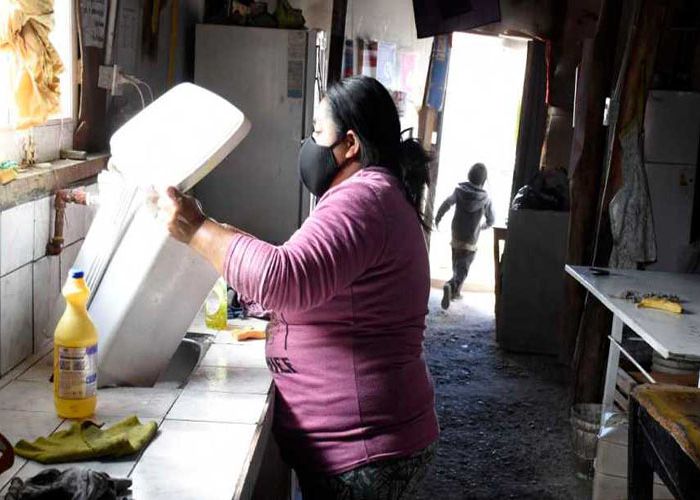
(430, 33), (528, 292)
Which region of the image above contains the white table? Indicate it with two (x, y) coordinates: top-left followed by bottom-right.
(565, 266), (700, 425)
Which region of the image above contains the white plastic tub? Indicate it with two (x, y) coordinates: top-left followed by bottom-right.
(50, 83), (250, 387)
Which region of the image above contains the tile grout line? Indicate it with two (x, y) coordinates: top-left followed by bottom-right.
(0, 414), (66, 491)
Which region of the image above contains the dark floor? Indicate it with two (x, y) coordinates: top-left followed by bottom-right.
(414, 290), (592, 500)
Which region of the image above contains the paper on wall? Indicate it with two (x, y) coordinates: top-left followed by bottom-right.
(377, 41), (398, 90)
(80, 0), (108, 49)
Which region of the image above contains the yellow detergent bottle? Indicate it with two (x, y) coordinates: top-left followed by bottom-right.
(204, 277), (228, 330)
(53, 269), (98, 419)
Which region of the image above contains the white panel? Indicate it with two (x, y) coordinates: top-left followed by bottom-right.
(1, 202), (35, 276)
(109, 83), (250, 192)
(194, 25), (311, 244)
(0, 265), (33, 374)
(85, 183), (99, 228)
(646, 163), (695, 272)
(33, 256), (61, 353)
(63, 201), (89, 246)
(644, 90), (700, 164)
(33, 196), (53, 261)
(89, 206), (218, 387)
(42, 84), (249, 388)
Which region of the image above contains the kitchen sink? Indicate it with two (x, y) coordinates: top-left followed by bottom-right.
(156, 332), (213, 388)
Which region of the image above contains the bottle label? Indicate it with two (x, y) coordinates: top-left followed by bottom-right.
(57, 345), (98, 399)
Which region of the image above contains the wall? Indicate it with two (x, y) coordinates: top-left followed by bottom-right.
(109, 0), (205, 131)
(0, 120), (74, 165)
(0, 185), (97, 376)
(325, 0), (433, 132)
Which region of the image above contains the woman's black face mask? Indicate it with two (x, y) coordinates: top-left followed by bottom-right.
(297, 135), (346, 197)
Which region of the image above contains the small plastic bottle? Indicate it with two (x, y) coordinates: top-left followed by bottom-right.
(204, 277), (228, 330)
(53, 269), (98, 419)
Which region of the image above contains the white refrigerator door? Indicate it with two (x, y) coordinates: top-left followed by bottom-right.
(646, 163), (696, 272)
(194, 25), (317, 244)
(644, 90), (700, 165)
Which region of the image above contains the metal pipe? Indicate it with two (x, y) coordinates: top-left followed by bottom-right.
(608, 335), (657, 384)
(46, 188), (88, 256)
(104, 0), (120, 66)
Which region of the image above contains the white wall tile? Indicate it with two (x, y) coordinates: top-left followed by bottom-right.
(0, 202), (35, 276)
(59, 119), (74, 152)
(33, 256), (60, 353)
(62, 202), (89, 246)
(0, 130), (23, 163)
(0, 120), (74, 164)
(0, 265), (33, 374)
(59, 241), (82, 286)
(34, 124), (60, 163)
(33, 197), (53, 261)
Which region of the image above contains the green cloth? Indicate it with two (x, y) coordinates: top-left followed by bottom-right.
(14, 415), (158, 464)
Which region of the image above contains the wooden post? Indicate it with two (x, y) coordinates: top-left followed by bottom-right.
(73, 0), (108, 152)
(568, 0), (668, 404)
(561, 0), (623, 368)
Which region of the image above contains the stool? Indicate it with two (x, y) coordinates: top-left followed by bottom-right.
(629, 384), (700, 499)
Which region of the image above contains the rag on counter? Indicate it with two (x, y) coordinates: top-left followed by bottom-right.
(14, 416), (157, 464)
(4, 467), (131, 500)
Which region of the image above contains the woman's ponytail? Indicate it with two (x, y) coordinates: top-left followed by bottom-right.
(399, 138), (432, 229)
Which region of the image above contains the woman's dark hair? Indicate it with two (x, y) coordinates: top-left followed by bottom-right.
(325, 76), (431, 228)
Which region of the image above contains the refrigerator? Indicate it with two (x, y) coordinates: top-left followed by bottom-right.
(194, 25), (318, 244)
(644, 90), (700, 272)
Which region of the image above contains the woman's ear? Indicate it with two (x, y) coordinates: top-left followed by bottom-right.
(345, 130), (361, 161)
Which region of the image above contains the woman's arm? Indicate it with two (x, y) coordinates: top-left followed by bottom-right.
(163, 183), (386, 314)
(161, 187), (239, 274)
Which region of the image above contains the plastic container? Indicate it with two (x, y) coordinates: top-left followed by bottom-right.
(593, 413), (673, 500)
(47, 83), (250, 387)
(53, 269), (98, 419)
(204, 277), (228, 330)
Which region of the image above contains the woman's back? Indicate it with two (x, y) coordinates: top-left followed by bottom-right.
(256, 167), (438, 474)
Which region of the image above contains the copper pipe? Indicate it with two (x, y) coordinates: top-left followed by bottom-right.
(46, 188), (88, 256)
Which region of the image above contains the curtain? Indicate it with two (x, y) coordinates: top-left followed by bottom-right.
(510, 40), (547, 202)
(0, 0), (63, 129)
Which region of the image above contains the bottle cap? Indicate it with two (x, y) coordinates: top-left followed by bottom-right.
(70, 269), (84, 279)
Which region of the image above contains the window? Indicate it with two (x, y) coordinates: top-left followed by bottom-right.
(0, 0), (75, 128)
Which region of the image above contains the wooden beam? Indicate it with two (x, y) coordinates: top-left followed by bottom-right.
(562, 0), (623, 369)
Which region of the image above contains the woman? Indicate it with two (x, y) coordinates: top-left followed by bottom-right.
(163, 76), (439, 499)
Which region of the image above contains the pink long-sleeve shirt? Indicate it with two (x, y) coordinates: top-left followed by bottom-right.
(224, 166), (439, 474)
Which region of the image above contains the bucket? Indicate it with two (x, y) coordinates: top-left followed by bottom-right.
(652, 351), (700, 375)
(570, 403), (601, 479)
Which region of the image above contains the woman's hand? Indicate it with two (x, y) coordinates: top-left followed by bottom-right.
(159, 186), (207, 244)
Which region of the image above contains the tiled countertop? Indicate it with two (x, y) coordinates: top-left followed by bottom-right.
(0, 318), (273, 500)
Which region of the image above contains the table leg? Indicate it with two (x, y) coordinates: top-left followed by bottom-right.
(601, 315), (624, 428)
(628, 398), (654, 500)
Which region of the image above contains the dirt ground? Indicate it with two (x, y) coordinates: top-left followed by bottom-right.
(414, 290), (593, 500)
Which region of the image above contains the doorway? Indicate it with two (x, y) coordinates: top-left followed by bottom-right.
(430, 33), (528, 292)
